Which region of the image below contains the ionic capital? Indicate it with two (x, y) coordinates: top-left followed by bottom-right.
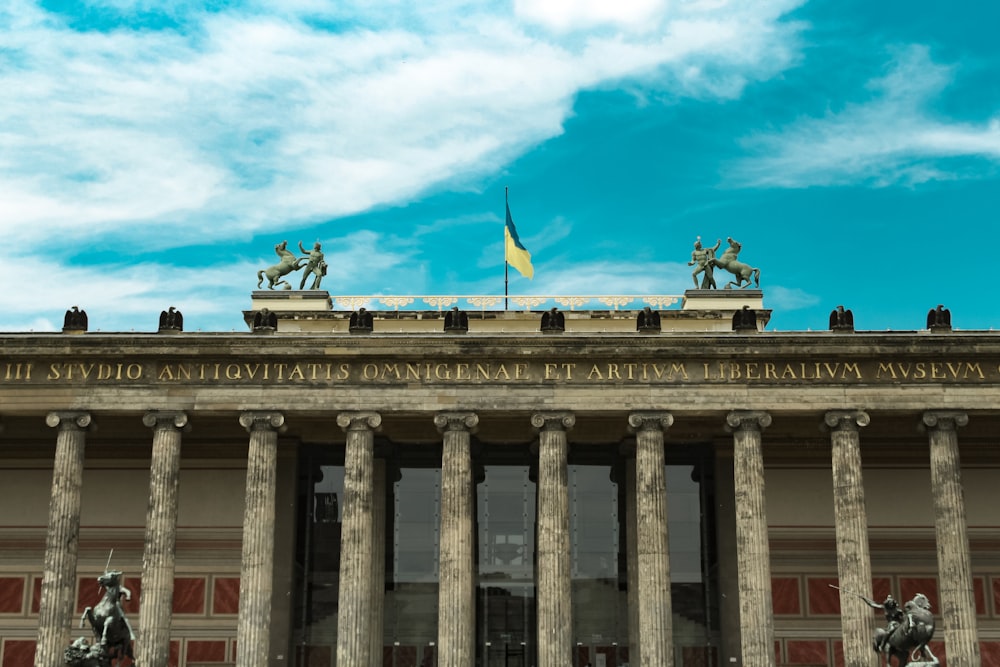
(823, 410), (870, 433)
(725, 410), (771, 433)
(239, 411), (286, 433)
(143, 410), (189, 432)
(530, 411), (575, 432)
(921, 411), (968, 432)
(434, 412), (479, 434)
(627, 412), (674, 434)
(336, 411), (382, 433)
(45, 411), (93, 431)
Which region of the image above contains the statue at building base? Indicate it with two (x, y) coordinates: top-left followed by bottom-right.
(863, 592), (938, 667)
(65, 565), (136, 667)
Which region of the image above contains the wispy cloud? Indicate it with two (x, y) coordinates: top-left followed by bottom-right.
(1, 0), (805, 249)
(731, 45), (1000, 188)
(0, 0), (808, 331)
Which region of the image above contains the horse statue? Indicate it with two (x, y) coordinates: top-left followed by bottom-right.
(257, 240), (306, 290)
(79, 568), (136, 666)
(867, 593), (938, 666)
(710, 237), (761, 289)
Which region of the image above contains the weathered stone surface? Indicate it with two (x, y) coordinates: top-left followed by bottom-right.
(824, 410), (873, 667)
(727, 410), (773, 667)
(36, 412), (92, 667)
(531, 412), (574, 667)
(137, 411), (188, 667)
(628, 412), (675, 667)
(435, 412), (478, 667)
(236, 411), (284, 667)
(923, 411), (980, 667)
(336, 412), (381, 667)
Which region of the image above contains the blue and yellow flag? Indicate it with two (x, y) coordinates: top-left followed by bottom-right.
(504, 202), (534, 279)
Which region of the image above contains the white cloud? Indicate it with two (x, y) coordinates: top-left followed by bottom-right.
(765, 285), (820, 311)
(0, 0), (805, 247)
(0, 0), (807, 329)
(0, 231), (417, 332)
(515, 0), (667, 33)
(731, 45), (1000, 188)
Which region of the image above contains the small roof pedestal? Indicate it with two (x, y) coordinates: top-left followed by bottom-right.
(681, 289), (769, 332)
(245, 291), (332, 333)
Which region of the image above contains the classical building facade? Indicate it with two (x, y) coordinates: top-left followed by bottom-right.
(0, 291), (998, 667)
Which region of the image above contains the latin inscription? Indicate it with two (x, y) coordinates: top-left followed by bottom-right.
(0, 359), (995, 386)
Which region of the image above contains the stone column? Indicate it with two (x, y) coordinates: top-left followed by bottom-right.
(370, 458), (386, 667)
(628, 413), (675, 667)
(236, 411), (285, 667)
(137, 411), (188, 667)
(922, 411), (980, 667)
(36, 412), (92, 667)
(435, 412), (479, 667)
(336, 412), (382, 667)
(726, 410), (773, 667)
(531, 411), (575, 667)
(824, 410), (873, 667)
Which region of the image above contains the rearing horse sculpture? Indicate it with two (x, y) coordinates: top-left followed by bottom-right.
(80, 569), (136, 666)
(710, 237), (761, 289)
(257, 240), (306, 290)
(869, 593), (938, 666)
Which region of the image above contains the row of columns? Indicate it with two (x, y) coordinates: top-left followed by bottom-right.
(32, 408), (981, 667)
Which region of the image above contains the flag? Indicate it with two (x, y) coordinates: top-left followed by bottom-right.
(504, 202), (534, 279)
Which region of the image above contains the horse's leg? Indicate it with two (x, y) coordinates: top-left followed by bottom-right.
(81, 606), (92, 629)
(919, 643), (937, 663)
(123, 612), (137, 641)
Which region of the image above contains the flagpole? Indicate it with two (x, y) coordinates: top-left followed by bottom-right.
(504, 186), (509, 311)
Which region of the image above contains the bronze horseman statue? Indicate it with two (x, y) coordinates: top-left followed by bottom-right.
(863, 592), (938, 666)
(66, 557), (137, 667)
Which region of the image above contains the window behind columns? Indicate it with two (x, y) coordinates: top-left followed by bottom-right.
(666, 454), (720, 666)
(569, 456), (626, 667)
(293, 446), (346, 666)
(385, 447), (442, 666)
(476, 445), (537, 667)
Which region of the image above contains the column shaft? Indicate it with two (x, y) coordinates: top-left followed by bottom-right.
(629, 413), (675, 667)
(825, 411), (873, 667)
(532, 412), (574, 667)
(923, 412), (980, 667)
(236, 412), (284, 667)
(336, 412), (381, 667)
(436, 412), (479, 667)
(36, 412), (91, 667)
(727, 411), (774, 667)
(137, 411), (188, 667)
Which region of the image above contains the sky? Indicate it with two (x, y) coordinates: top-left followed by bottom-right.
(1, 0), (998, 333)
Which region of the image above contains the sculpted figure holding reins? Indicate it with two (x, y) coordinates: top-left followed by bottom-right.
(688, 237), (722, 288)
(298, 241), (327, 290)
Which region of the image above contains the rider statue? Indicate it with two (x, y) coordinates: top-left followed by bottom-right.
(861, 592), (938, 665)
(298, 241), (327, 290)
(67, 558), (136, 667)
(688, 237), (722, 289)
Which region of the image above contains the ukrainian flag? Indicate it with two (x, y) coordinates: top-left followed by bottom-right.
(504, 202), (534, 279)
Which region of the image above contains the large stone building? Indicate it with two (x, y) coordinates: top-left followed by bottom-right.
(0, 289), (998, 667)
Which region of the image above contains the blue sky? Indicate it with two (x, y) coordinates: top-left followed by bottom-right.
(2, 0), (998, 332)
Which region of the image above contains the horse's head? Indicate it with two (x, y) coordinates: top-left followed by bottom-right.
(97, 570), (123, 590)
